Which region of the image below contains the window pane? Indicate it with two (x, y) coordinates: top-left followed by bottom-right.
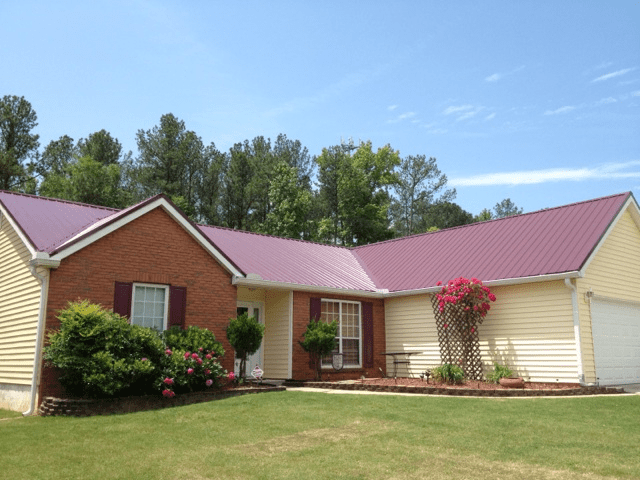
(342, 339), (359, 365)
(131, 286), (166, 331)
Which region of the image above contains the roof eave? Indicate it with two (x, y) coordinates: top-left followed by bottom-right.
(232, 276), (385, 298)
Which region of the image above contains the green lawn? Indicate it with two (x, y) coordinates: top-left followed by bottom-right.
(1, 391), (639, 479)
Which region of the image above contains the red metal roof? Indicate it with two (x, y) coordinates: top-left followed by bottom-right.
(1, 190), (631, 293)
(353, 192), (630, 292)
(198, 225), (379, 291)
(0, 191), (117, 253)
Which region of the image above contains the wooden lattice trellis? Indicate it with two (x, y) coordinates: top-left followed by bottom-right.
(431, 294), (484, 380)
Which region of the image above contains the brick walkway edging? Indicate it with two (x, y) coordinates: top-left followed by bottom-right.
(284, 381), (625, 397)
(39, 385), (286, 417)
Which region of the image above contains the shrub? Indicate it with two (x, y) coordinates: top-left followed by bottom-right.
(299, 319), (338, 381)
(44, 300), (164, 398)
(226, 313), (265, 378)
(486, 362), (513, 384)
(432, 363), (465, 384)
(163, 326), (224, 358)
(158, 347), (226, 395)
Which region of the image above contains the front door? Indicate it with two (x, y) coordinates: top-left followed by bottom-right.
(235, 301), (264, 378)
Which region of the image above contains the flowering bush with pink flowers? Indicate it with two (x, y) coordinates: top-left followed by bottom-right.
(157, 347), (226, 396)
(435, 277), (496, 320)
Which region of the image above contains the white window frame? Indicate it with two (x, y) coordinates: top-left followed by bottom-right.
(131, 283), (170, 331)
(321, 298), (362, 368)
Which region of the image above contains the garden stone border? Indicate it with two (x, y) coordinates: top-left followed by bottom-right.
(283, 381), (625, 397)
(39, 385), (285, 417)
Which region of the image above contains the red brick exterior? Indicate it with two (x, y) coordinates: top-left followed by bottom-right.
(39, 207), (237, 398)
(291, 291), (386, 381)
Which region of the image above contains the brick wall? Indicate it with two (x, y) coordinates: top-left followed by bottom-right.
(39, 207), (237, 398)
(291, 291), (386, 381)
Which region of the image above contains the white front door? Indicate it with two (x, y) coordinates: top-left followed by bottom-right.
(235, 301), (264, 378)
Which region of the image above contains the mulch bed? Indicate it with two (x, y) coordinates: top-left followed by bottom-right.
(39, 384), (285, 417)
(285, 377), (625, 397)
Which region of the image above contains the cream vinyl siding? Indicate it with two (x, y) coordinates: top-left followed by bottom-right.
(577, 209), (640, 383)
(385, 281), (578, 382)
(0, 218), (41, 386)
(263, 290), (291, 379)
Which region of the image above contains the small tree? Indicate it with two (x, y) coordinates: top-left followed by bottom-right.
(226, 313), (264, 378)
(299, 319), (338, 380)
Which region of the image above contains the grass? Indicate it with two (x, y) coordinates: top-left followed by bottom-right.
(1, 391), (639, 479)
(0, 409), (21, 420)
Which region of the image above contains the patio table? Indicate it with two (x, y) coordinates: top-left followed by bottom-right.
(380, 351), (419, 378)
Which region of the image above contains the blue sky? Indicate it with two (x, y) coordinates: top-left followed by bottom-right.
(2, 1), (639, 216)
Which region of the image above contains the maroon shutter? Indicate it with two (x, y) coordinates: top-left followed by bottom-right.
(168, 286), (187, 330)
(310, 297), (322, 322)
(362, 301), (374, 368)
(113, 282), (133, 318)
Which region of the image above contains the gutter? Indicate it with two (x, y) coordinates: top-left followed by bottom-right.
(564, 277), (587, 386)
(23, 254), (60, 416)
(232, 275), (386, 298)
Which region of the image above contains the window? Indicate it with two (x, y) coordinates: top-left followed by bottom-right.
(321, 299), (361, 367)
(131, 283), (169, 331)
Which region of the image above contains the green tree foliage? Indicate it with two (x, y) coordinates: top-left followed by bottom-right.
(299, 319), (338, 380)
(474, 208), (493, 222)
(36, 134), (76, 178)
(315, 141), (400, 246)
(39, 155), (131, 208)
(77, 129), (125, 166)
(259, 162), (312, 239)
(133, 113), (207, 211)
(493, 198), (523, 218)
(0, 95), (39, 191)
(418, 201), (474, 231)
(226, 313), (265, 378)
(390, 155), (455, 237)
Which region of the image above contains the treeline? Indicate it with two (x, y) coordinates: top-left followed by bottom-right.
(1, 95), (522, 246)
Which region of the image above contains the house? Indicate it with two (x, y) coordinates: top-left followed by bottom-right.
(1, 190), (639, 413)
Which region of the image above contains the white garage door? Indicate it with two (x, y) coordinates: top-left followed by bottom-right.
(591, 298), (640, 386)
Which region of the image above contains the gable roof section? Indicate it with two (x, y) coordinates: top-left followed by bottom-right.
(0, 191), (243, 277)
(198, 225), (379, 292)
(353, 192), (632, 293)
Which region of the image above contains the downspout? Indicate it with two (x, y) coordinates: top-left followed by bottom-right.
(564, 278), (587, 386)
(23, 262), (51, 416)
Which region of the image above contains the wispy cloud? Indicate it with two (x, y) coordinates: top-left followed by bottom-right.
(595, 97), (617, 106)
(443, 105), (474, 115)
(387, 105), (398, 111)
(484, 113), (496, 121)
(387, 111), (417, 124)
(632, 91), (640, 97)
(450, 161), (640, 187)
(592, 68), (635, 83)
(485, 65), (525, 82)
(443, 104), (483, 121)
(544, 105), (577, 115)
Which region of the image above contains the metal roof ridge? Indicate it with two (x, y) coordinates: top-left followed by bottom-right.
(0, 189), (121, 212)
(353, 191), (631, 251)
(197, 223), (353, 250)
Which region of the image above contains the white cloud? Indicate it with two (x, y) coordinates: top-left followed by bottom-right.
(485, 73), (502, 82)
(632, 91), (640, 97)
(595, 97), (617, 105)
(485, 66), (525, 83)
(544, 105), (576, 115)
(592, 68), (635, 83)
(450, 161), (640, 187)
(484, 113), (496, 121)
(443, 105), (474, 115)
(387, 111), (417, 124)
(387, 105), (398, 111)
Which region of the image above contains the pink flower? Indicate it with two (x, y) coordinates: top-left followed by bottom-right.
(228, 372), (235, 380)
(436, 281), (442, 286)
(470, 327), (475, 333)
(205, 369), (211, 375)
(211, 351), (216, 356)
(199, 347), (203, 352)
(165, 349), (172, 355)
(205, 354), (212, 360)
(162, 389), (174, 398)
(163, 377), (174, 385)
(184, 352), (191, 359)
(196, 358), (203, 365)
(191, 353), (199, 359)
(141, 358), (147, 362)
(187, 368), (194, 375)
(206, 379), (213, 387)
(488, 293), (496, 302)
(443, 323), (448, 329)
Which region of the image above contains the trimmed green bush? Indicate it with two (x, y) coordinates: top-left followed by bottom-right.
(299, 319), (338, 381)
(44, 300), (164, 398)
(486, 362), (513, 384)
(162, 325), (224, 358)
(226, 313), (265, 378)
(432, 363), (465, 384)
